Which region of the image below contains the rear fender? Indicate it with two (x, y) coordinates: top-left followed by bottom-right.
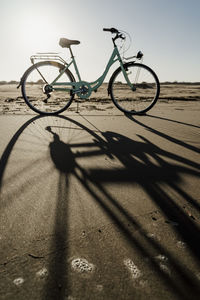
(17, 61), (75, 89)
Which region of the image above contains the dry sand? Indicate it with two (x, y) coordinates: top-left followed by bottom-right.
(0, 83), (200, 300)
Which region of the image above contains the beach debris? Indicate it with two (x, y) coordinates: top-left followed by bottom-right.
(187, 212), (196, 220)
(159, 263), (171, 275)
(146, 233), (156, 239)
(177, 240), (186, 249)
(13, 277), (24, 286)
(183, 206), (196, 220)
(71, 258), (95, 273)
(154, 254), (171, 275)
(155, 254), (168, 262)
(96, 284), (104, 291)
(28, 253), (44, 259)
(5, 98), (14, 102)
(124, 258), (142, 279)
(165, 219), (179, 226)
(36, 267), (48, 278)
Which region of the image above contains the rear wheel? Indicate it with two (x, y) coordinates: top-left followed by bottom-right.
(109, 62), (160, 114)
(21, 61), (75, 115)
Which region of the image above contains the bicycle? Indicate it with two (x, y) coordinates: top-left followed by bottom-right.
(18, 27), (160, 115)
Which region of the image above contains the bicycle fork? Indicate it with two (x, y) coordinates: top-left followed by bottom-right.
(120, 62), (136, 91)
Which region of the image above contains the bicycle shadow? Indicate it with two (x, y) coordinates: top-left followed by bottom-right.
(124, 113), (200, 154)
(43, 117), (200, 299)
(0, 114), (200, 299)
(146, 113), (200, 130)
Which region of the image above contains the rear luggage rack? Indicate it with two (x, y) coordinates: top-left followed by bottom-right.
(30, 53), (67, 65)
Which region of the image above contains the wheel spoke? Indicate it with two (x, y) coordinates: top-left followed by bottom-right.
(110, 63), (160, 114)
(22, 62), (74, 115)
(35, 66), (49, 84)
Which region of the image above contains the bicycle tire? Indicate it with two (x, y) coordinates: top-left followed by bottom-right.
(108, 62), (160, 115)
(21, 61), (75, 115)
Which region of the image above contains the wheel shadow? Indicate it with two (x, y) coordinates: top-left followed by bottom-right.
(0, 114), (200, 299)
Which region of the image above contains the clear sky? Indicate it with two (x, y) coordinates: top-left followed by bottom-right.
(0, 0), (200, 82)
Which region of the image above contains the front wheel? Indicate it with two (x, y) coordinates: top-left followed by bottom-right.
(21, 61), (75, 115)
(109, 62), (160, 115)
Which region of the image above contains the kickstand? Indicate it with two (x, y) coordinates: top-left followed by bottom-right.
(76, 100), (79, 113)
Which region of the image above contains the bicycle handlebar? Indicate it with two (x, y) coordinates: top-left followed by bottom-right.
(103, 27), (126, 47)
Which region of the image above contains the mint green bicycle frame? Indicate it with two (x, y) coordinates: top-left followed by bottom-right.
(51, 46), (132, 99)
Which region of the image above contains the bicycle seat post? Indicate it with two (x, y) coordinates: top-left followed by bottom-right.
(69, 46), (74, 58)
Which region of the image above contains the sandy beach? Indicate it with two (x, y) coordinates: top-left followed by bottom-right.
(0, 84), (200, 299)
(0, 82), (200, 114)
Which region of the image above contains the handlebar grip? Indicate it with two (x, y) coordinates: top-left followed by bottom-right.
(103, 27), (119, 34)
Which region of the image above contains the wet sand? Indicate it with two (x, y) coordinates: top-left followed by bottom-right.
(0, 84), (200, 299)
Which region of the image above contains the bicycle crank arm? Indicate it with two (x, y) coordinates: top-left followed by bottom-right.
(72, 88), (82, 94)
